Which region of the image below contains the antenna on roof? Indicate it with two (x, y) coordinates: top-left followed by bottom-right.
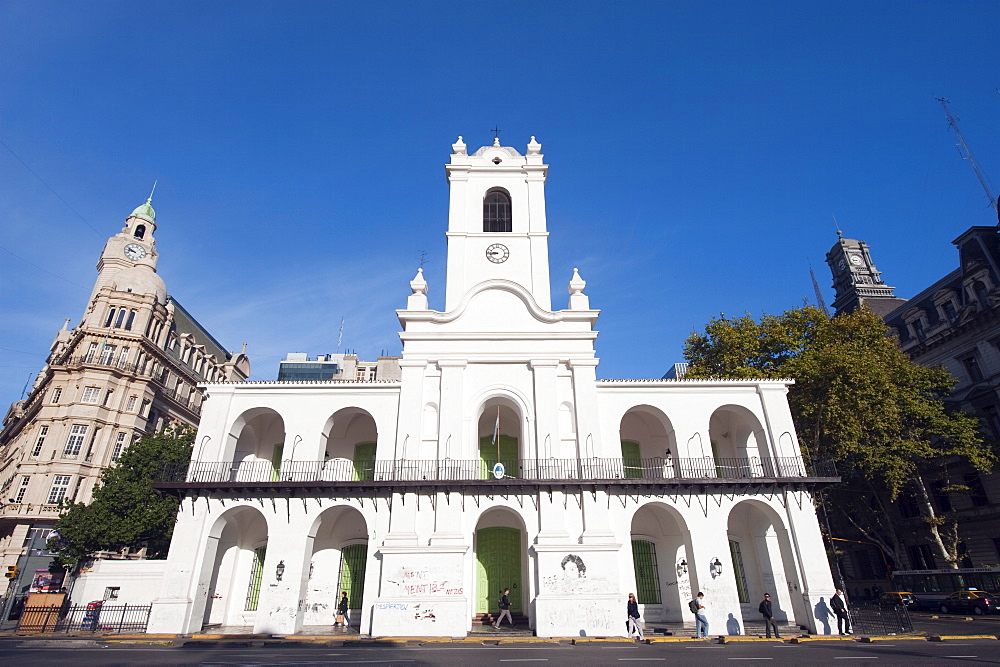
(337, 316), (345, 353)
(936, 97), (998, 220)
(810, 264), (830, 315)
(832, 213), (843, 239)
(147, 179), (157, 203)
(418, 250), (428, 268)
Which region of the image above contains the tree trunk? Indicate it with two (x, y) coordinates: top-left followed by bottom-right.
(912, 474), (958, 569)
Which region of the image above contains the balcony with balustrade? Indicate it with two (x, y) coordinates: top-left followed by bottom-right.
(153, 455), (839, 496)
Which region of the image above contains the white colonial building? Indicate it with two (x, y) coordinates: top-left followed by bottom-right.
(147, 136), (838, 638)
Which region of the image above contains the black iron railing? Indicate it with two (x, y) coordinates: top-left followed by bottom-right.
(160, 456), (837, 484)
(16, 603), (151, 634)
(844, 601), (912, 636)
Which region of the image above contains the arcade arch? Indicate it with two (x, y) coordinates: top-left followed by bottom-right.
(726, 500), (802, 633)
(707, 405), (769, 477)
(629, 503), (691, 622)
(302, 506), (370, 626)
(474, 508), (528, 616)
(477, 396), (524, 478)
(619, 405), (676, 479)
(201, 506), (269, 628)
(228, 408), (286, 481)
(320, 408), (378, 481)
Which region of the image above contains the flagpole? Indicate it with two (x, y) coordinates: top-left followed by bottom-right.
(495, 405), (501, 464)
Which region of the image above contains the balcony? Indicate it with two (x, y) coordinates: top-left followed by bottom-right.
(153, 456), (839, 495)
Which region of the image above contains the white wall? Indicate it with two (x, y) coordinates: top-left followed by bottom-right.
(71, 559), (168, 606)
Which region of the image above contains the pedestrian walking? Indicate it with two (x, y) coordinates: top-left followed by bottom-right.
(335, 591), (349, 627)
(693, 591), (709, 637)
(831, 589), (851, 635)
(758, 593), (780, 638)
(626, 593), (644, 640)
(494, 588), (513, 628)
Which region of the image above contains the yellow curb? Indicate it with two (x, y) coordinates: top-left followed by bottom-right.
(107, 634), (178, 639)
(190, 634), (270, 639)
(647, 637), (707, 643)
(103, 640), (176, 646)
(720, 636), (784, 642)
(791, 636), (854, 643)
(497, 638), (561, 644)
(858, 636), (926, 643)
(573, 637), (636, 643)
(929, 635), (999, 641)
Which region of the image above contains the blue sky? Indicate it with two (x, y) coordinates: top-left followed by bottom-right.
(1, 0), (998, 404)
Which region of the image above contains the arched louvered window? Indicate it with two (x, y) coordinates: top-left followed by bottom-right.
(483, 189), (512, 232)
(134, 224), (146, 239)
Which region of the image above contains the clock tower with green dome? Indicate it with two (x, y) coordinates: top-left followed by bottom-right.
(0, 194), (250, 580)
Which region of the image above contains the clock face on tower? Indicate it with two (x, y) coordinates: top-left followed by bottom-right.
(123, 243), (146, 261)
(849, 254), (863, 266)
(486, 243), (509, 264)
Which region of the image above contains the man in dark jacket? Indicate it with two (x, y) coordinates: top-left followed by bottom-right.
(626, 593), (644, 640)
(494, 588), (513, 628)
(831, 589), (851, 635)
(758, 593), (780, 638)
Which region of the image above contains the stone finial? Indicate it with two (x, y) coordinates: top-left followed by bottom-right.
(408, 268), (429, 310)
(568, 268), (590, 310)
(493, 137), (501, 147)
(410, 268), (428, 295)
(452, 136), (467, 155)
(527, 136), (541, 155)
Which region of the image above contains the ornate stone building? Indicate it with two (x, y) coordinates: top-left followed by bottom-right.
(826, 220), (1000, 592)
(147, 137), (838, 638)
(0, 198), (250, 577)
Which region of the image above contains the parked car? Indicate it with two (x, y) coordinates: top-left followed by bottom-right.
(878, 591), (918, 608)
(938, 589), (1000, 615)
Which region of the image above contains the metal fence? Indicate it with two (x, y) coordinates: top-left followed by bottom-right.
(848, 601), (913, 636)
(161, 456), (836, 484)
(16, 603), (151, 634)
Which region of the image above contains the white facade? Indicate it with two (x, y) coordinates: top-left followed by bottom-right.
(148, 137), (836, 637)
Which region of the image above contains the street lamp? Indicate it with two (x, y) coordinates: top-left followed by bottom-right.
(276, 560), (285, 582)
(710, 558), (723, 576)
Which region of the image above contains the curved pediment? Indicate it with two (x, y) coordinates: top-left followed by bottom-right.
(399, 279), (597, 331)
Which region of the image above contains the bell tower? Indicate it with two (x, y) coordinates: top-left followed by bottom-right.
(444, 136), (551, 311)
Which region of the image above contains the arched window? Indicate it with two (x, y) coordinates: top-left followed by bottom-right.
(483, 189), (512, 232)
(134, 224), (146, 239)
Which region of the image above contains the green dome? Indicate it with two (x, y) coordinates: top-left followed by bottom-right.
(130, 198), (156, 222)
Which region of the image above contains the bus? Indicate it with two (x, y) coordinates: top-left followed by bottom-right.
(891, 567), (1000, 609)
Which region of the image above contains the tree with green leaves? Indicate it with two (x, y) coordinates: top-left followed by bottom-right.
(684, 304), (995, 568)
(49, 427), (193, 567)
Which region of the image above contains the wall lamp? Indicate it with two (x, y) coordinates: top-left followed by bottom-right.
(676, 558), (687, 575)
(276, 560), (285, 581)
(710, 557), (723, 576)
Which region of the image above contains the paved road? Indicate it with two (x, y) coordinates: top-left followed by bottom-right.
(2, 636), (999, 666)
(1, 612), (998, 666)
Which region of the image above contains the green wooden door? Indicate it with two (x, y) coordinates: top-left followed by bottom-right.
(479, 435), (518, 479)
(270, 444), (283, 481)
(631, 539), (661, 604)
(245, 545), (266, 611)
(621, 440), (642, 479)
(338, 543), (368, 607)
(353, 442), (376, 481)
(476, 527), (522, 614)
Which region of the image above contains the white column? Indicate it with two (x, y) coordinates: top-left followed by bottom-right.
(253, 501), (310, 635)
(568, 359), (601, 458)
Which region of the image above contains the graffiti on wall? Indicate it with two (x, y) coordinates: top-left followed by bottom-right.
(385, 566), (464, 596)
(542, 554), (613, 595)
